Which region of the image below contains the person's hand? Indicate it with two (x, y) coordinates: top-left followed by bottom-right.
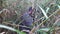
(0, 32), (5, 34)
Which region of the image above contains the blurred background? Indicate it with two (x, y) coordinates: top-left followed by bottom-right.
(0, 0), (60, 34)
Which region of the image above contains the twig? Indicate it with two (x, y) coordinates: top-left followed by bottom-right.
(3, 22), (30, 29)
